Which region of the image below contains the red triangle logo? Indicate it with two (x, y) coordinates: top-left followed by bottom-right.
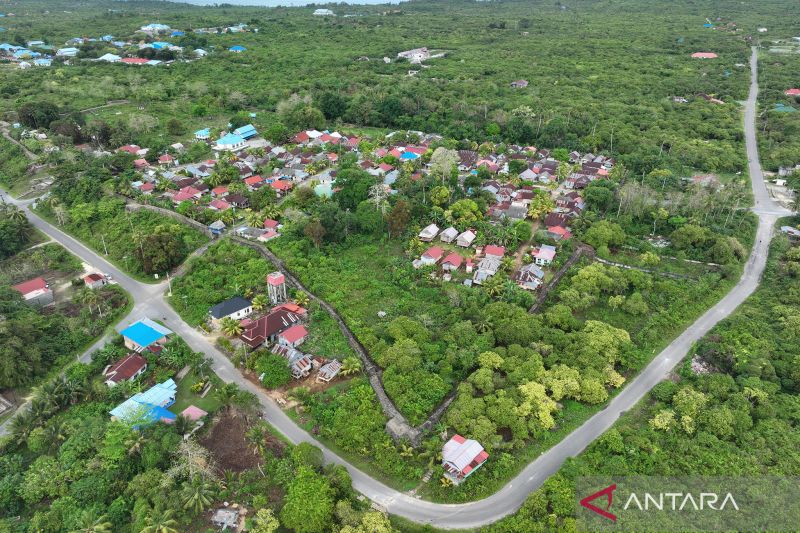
(580, 483), (617, 522)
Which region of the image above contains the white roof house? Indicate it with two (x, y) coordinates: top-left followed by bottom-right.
(456, 230), (476, 248)
(442, 434), (488, 484)
(439, 226), (458, 243)
(418, 223), (440, 242)
(98, 53), (121, 62)
(313, 8), (336, 16)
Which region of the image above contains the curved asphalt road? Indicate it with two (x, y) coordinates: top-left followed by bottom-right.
(0, 47), (789, 529)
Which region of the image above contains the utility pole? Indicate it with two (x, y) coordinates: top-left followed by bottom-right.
(166, 271), (173, 297)
(101, 234), (109, 255)
(610, 128), (614, 154)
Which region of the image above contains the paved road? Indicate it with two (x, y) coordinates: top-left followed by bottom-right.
(0, 46), (789, 529)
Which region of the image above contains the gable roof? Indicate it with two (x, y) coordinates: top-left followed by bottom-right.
(104, 353), (147, 383)
(12, 277), (48, 296)
(484, 245), (505, 257)
(279, 324), (308, 343)
(209, 296), (252, 319)
(423, 246), (444, 261)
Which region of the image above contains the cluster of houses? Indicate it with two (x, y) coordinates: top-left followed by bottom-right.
(208, 273), (343, 382)
(0, 21), (222, 69)
(105, 318), (206, 426)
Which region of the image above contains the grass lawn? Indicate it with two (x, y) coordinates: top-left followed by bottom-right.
(170, 369), (223, 416)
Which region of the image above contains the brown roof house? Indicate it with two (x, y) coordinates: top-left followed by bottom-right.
(103, 353), (148, 387)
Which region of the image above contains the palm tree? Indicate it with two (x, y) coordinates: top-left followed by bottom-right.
(219, 317), (243, 337)
(141, 506), (179, 533)
(482, 275), (504, 298)
(5, 206), (26, 222)
(181, 477), (216, 514)
(340, 356), (362, 376)
(43, 420), (68, 451)
(245, 209), (264, 228)
(69, 511), (113, 533)
(10, 409), (36, 445)
(245, 422), (269, 457)
(173, 415), (193, 436)
(262, 204), (281, 220)
(251, 294), (268, 311)
(214, 382), (241, 414)
(294, 291), (310, 308)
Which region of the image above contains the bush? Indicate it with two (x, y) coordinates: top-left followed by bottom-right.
(255, 351), (292, 388)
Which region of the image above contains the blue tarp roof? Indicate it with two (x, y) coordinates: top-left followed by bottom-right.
(217, 133), (245, 146)
(109, 379), (177, 423)
(234, 124), (258, 139)
(171, 31), (185, 37)
(195, 128), (210, 136)
(400, 151), (419, 160)
(120, 318), (172, 348)
(229, 45), (246, 51)
(151, 41), (173, 49)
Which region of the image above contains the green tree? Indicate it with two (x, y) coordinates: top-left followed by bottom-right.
(280, 466), (335, 533)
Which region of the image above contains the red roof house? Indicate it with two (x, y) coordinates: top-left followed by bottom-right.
(208, 199), (231, 211)
(442, 434), (489, 484)
(211, 185), (229, 197)
(12, 277), (53, 305)
(120, 57), (150, 65)
(484, 245), (506, 258)
(103, 353), (148, 386)
(139, 182), (154, 193)
(785, 89), (800, 96)
(118, 144), (141, 154)
(133, 158), (149, 169)
(441, 252), (463, 271)
(240, 307), (303, 349)
(263, 219), (280, 229)
(422, 246), (444, 263)
(278, 324), (309, 348)
(83, 272), (107, 289)
(270, 180), (293, 194)
(691, 52), (718, 59)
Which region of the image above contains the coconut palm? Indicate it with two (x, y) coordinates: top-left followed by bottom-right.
(340, 356), (362, 376)
(173, 415), (193, 436)
(181, 476), (216, 514)
(5, 206), (26, 222)
(251, 294), (268, 311)
(245, 421), (269, 457)
(43, 420), (68, 451)
(69, 511), (113, 533)
(141, 506), (179, 533)
(482, 275), (505, 298)
(245, 209), (264, 228)
(214, 382), (242, 414)
(262, 204), (281, 220)
(219, 317), (243, 337)
(10, 409), (37, 445)
(293, 291), (310, 308)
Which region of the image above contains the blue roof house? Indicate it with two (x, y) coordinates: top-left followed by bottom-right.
(0, 43), (16, 51)
(195, 128), (210, 140)
(120, 318), (173, 352)
(13, 49), (39, 59)
(33, 58), (51, 67)
(229, 45), (246, 53)
(215, 133), (246, 151)
(400, 151), (420, 161)
(151, 41), (173, 50)
(101, 34), (114, 41)
(171, 30), (185, 37)
(109, 379), (178, 426)
(233, 124), (258, 139)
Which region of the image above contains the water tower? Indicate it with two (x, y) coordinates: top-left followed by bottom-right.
(267, 272), (287, 304)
